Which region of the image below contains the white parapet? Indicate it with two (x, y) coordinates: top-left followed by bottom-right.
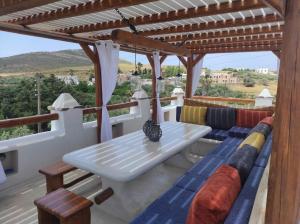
(255, 88), (274, 107)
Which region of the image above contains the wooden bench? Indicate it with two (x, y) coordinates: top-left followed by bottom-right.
(39, 161), (93, 193)
(34, 188), (93, 224)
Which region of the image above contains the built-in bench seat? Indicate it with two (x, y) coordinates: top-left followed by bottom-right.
(204, 129), (229, 141)
(130, 134), (273, 224)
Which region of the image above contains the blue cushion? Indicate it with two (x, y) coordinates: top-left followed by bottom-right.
(208, 137), (243, 159)
(130, 186), (195, 224)
(249, 123), (271, 138)
(224, 166), (265, 224)
(255, 134), (272, 167)
(229, 126), (251, 138)
(206, 107), (236, 130)
(176, 106), (182, 122)
(204, 129), (229, 141)
(187, 155), (225, 177)
(227, 145), (258, 185)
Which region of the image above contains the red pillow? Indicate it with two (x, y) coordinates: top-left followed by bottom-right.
(259, 116), (273, 127)
(186, 165), (241, 224)
(236, 109), (273, 128)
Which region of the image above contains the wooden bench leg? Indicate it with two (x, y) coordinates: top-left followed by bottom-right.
(62, 207), (91, 224)
(37, 208), (60, 224)
(45, 175), (63, 193)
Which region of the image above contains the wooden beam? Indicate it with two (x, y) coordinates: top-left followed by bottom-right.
(0, 0), (59, 16)
(191, 44), (282, 54)
(266, 0), (300, 223)
(80, 43), (97, 64)
(160, 55), (167, 64)
(192, 54), (205, 67)
(186, 35), (283, 49)
(58, 0), (265, 34)
(261, 0), (286, 17)
(135, 14), (282, 37)
(111, 29), (190, 56)
(13, 0), (159, 25)
(0, 21), (95, 44)
(146, 54), (157, 123)
(190, 40), (283, 49)
(159, 25), (284, 43)
(177, 56), (187, 68)
(185, 57), (194, 99)
(272, 50), (281, 58)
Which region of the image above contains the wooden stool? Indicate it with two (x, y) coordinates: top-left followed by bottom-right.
(39, 161), (93, 193)
(34, 188), (93, 224)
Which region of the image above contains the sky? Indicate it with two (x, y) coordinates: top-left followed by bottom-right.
(0, 32), (279, 71)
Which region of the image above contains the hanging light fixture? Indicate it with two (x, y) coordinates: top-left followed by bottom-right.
(131, 39), (142, 91)
(157, 75), (165, 94)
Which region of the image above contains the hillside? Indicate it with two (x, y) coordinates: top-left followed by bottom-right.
(0, 49), (132, 73)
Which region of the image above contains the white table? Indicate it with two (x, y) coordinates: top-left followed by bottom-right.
(63, 122), (211, 221)
(63, 121), (211, 182)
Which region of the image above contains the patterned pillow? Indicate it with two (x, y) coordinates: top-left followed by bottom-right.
(206, 107), (236, 130)
(186, 165), (241, 224)
(236, 109), (273, 128)
(227, 145), (258, 184)
(259, 116), (273, 127)
(249, 123), (271, 138)
(180, 106), (207, 125)
(238, 132), (265, 152)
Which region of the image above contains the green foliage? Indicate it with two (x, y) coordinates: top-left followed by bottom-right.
(0, 126), (33, 141)
(163, 66), (185, 78)
(243, 77), (256, 87)
(195, 85), (248, 98)
(200, 75), (213, 95)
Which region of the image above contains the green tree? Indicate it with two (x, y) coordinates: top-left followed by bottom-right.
(200, 75), (213, 95)
(243, 77), (256, 87)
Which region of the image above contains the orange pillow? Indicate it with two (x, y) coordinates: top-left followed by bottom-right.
(186, 165), (241, 224)
(259, 116), (273, 127)
(236, 109), (273, 128)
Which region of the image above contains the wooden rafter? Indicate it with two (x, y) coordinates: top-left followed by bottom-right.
(191, 43), (282, 54)
(0, 21), (95, 44)
(111, 29), (190, 56)
(189, 39), (282, 49)
(261, 0), (286, 17)
(94, 14), (282, 40)
(185, 34), (283, 48)
(58, 0), (265, 34)
(0, 0), (59, 16)
(12, 0), (159, 25)
(157, 25), (284, 43)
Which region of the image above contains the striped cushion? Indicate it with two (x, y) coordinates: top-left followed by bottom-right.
(204, 129), (229, 141)
(236, 109), (273, 128)
(227, 145), (258, 185)
(208, 137), (244, 159)
(238, 132), (265, 152)
(130, 186), (195, 224)
(180, 106), (207, 125)
(206, 107), (236, 130)
(255, 134), (272, 167)
(186, 165), (241, 224)
(224, 166), (265, 224)
(228, 126), (251, 138)
(249, 123), (271, 138)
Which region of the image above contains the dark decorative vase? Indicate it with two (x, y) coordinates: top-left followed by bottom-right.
(148, 124), (162, 142)
(143, 120), (153, 137)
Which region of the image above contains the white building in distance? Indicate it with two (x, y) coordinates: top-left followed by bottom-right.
(256, 68), (270, 74)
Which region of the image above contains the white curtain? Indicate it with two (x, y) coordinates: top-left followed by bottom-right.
(96, 40), (120, 142)
(192, 55), (204, 96)
(0, 162), (6, 184)
(153, 51), (164, 124)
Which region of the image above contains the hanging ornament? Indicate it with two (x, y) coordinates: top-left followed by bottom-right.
(157, 76), (165, 94)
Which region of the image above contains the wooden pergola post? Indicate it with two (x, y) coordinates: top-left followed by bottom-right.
(146, 54), (167, 123)
(266, 0), (300, 223)
(181, 54), (205, 98)
(80, 43), (102, 143)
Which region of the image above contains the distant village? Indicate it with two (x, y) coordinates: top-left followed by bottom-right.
(57, 67), (278, 86)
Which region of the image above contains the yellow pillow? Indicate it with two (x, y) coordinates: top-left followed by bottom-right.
(238, 132), (265, 151)
(180, 106), (207, 125)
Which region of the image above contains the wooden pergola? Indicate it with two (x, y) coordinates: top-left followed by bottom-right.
(0, 0), (298, 223)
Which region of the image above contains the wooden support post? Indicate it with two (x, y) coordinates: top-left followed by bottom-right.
(272, 50), (281, 59)
(265, 0), (300, 223)
(147, 54), (157, 123)
(80, 43), (102, 143)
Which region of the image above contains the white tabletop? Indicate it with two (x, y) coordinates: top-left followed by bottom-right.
(63, 122), (211, 182)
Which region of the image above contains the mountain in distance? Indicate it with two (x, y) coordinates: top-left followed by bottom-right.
(0, 49), (132, 74)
